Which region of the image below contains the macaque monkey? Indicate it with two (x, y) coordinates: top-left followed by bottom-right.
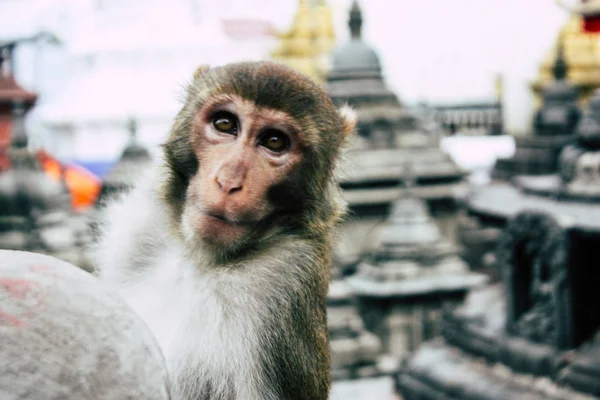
(94, 61), (355, 400)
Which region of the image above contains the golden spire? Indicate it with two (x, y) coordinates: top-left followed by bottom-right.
(531, 15), (600, 105)
(270, 0), (336, 83)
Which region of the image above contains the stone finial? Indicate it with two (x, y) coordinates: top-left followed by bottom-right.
(349, 1), (363, 39)
(127, 117), (138, 142)
(10, 101), (28, 150)
(552, 35), (568, 81)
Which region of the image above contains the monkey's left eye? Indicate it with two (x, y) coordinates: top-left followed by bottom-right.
(259, 130), (290, 153)
(212, 112), (238, 134)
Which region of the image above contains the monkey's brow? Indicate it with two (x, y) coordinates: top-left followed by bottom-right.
(203, 95), (237, 110)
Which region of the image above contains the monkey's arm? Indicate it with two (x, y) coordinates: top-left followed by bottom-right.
(92, 166), (170, 281)
(253, 243), (332, 400)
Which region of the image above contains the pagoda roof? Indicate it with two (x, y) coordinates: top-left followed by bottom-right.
(466, 180), (600, 231)
(346, 270), (487, 298)
(339, 147), (465, 183)
(0, 76), (37, 103)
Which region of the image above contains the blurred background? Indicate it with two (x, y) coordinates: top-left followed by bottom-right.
(3, 0), (600, 399)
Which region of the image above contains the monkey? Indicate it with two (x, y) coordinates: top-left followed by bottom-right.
(93, 61), (356, 400)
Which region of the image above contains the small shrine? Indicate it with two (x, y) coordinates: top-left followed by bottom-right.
(95, 118), (153, 206)
(270, 0), (335, 82)
(461, 45), (583, 271)
(397, 89), (600, 400)
(0, 43), (37, 172)
(345, 177), (487, 359)
(329, 2), (467, 268)
(0, 102), (90, 271)
(327, 261), (387, 381)
(532, 15), (600, 105)
(494, 42), (582, 180)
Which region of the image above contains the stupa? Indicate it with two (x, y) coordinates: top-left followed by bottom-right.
(270, 0), (335, 82)
(0, 42), (37, 172)
(461, 45), (583, 272)
(532, 14), (600, 105)
(328, 2), (467, 267)
(95, 118), (153, 206)
(345, 175), (487, 360)
(494, 41), (581, 180)
(0, 102), (87, 270)
(396, 89), (600, 400)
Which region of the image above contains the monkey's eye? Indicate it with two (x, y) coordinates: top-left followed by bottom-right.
(212, 112), (238, 134)
(259, 130), (290, 153)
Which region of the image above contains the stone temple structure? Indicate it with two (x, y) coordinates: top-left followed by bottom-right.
(346, 180), (487, 361)
(0, 102), (91, 271)
(460, 46), (583, 272)
(328, 1), (467, 268)
(396, 89), (600, 400)
(327, 261), (386, 381)
(494, 41), (581, 180)
(95, 118), (153, 207)
(0, 42), (37, 172)
(531, 15), (600, 105)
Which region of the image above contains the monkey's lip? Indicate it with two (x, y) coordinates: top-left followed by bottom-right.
(203, 211), (259, 227)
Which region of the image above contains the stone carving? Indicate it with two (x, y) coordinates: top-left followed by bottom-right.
(497, 211), (570, 348)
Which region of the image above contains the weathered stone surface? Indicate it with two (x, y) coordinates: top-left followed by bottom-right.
(0, 250), (171, 399)
(493, 43), (580, 180)
(397, 340), (595, 400)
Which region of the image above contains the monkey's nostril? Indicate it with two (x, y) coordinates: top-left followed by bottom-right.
(229, 186), (242, 195)
(216, 176), (243, 195)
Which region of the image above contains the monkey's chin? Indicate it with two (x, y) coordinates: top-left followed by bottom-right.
(192, 213), (253, 250)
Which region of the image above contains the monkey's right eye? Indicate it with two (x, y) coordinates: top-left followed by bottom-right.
(212, 112), (238, 134)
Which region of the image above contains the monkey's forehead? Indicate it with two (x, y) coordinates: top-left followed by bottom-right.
(194, 62), (341, 125)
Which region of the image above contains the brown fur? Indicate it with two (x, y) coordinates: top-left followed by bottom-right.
(99, 61), (355, 400)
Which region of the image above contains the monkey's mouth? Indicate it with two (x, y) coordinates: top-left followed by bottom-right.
(203, 211), (259, 227)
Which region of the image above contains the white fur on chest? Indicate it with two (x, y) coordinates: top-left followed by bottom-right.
(118, 252), (268, 399)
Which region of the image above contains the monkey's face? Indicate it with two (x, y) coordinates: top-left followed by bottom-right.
(163, 62), (356, 256)
(181, 95), (305, 249)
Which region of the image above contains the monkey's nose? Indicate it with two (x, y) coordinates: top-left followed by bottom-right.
(216, 177), (243, 195)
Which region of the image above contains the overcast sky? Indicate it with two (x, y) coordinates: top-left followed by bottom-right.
(328, 0), (569, 133)
(2, 0), (575, 133)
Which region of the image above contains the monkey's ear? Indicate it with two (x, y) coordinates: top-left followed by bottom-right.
(193, 64), (210, 79)
(338, 105), (357, 139)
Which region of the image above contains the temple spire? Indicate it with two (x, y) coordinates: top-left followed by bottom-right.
(552, 34), (568, 81)
(127, 117), (138, 143)
(349, 1), (362, 39)
(11, 101), (28, 150)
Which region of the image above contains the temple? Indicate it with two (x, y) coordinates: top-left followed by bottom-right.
(532, 15), (600, 105)
(396, 88), (600, 400)
(95, 118), (152, 206)
(494, 41), (581, 179)
(270, 0), (335, 82)
(346, 177), (487, 360)
(0, 100), (91, 271)
(327, 260), (387, 380)
(0, 43), (37, 171)
(459, 45), (585, 272)
(328, 1), (467, 269)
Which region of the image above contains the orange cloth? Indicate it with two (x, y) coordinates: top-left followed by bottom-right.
(37, 151), (101, 210)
